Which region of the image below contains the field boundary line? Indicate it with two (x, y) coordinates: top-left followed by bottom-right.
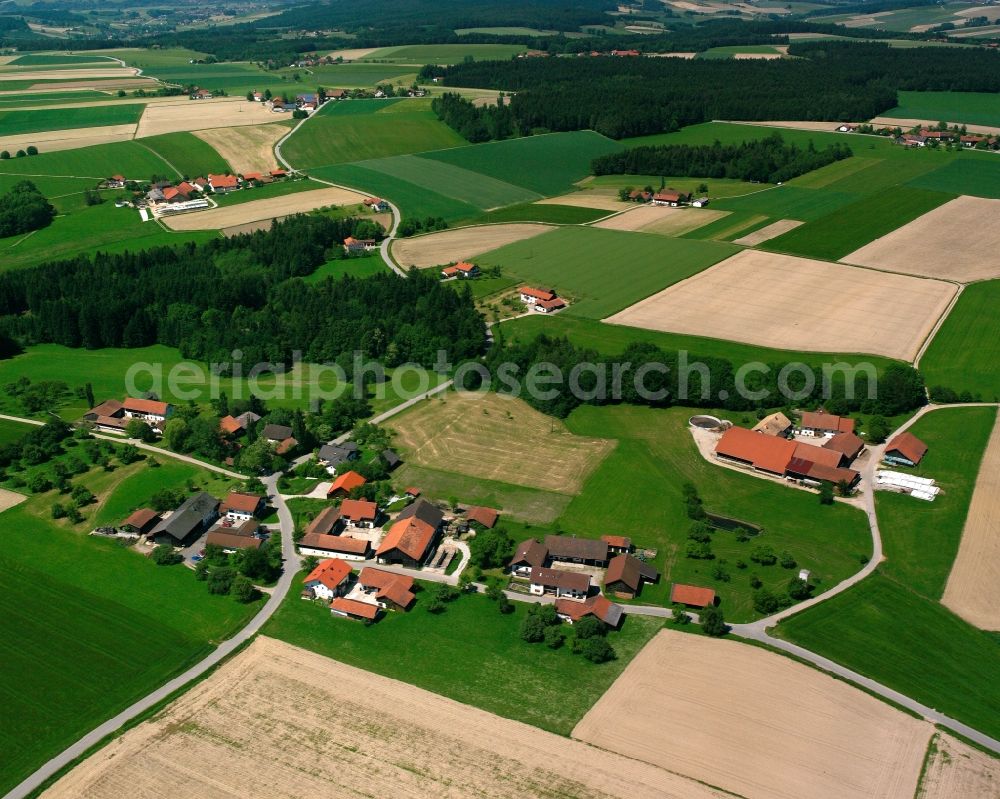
(132, 139), (183, 180)
(914, 282), (965, 368)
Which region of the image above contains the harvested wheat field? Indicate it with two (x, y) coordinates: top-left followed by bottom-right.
(162, 186), (366, 230)
(0, 488), (26, 513)
(392, 223), (553, 268)
(733, 218), (803, 245)
(942, 411), (1000, 629)
(605, 249), (956, 360)
(594, 205), (727, 236)
(842, 196), (1000, 282)
(535, 192), (630, 211)
(135, 97), (284, 137)
(386, 392), (613, 494)
(0, 124), (136, 155)
(193, 123), (289, 174)
(43, 637), (725, 799)
(916, 733), (1000, 799)
(574, 630), (933, 799)
(326, 47), (382, 60)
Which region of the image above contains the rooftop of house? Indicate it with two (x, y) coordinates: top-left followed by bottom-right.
(670, 582), (716, 607)
(530, 566), (591, 592)
(222, 492), (263, 514)
(799, 410), (854, 434)
(715, 426), (797, 474)
(885, 431), (929, 464)
(376, 516), (436, 561)
(358, 567), (416, 608)
(300, 532), (370, 555)
(466, 506), (499, 528)
(330, 597), (379, 619)
(206, 530), (262, 550)
(304, 558), (353, 591)
(340, 499), (378, 521)
(123, 397), (170, 416)
(510, 538), (548, 568)
(328, 470), (366, 495)
(544, 534), (609, 562)
(605, 553), (659, 591)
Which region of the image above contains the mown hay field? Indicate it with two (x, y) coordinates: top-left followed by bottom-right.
(574, 630), (932, 799)
(392, 223), (553, 268)
(606, 249), (957, 360)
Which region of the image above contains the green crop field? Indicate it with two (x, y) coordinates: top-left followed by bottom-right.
(711, 185), (858, 222)
(455, 26), (558, 35)
(303, 256), (391, 283)
(777, 405), (1000, 743)
(144, 62), (274, 93)
(263, 572), (662, 735)
(621, 121), (867, 151)
(9, 54), (115, 66)
(0, 418), (33, 446)
(0, 457), (256, 795)
(0, 90), (108, 106)
(883, 91), (1000, 129)
(286, 63), (418, 87)
(421, 131), (623, 197)
(474, 226), (738, 318)
(501, 313), (903, 372)
(698, 44), (786, 58)
(0, 140), (176, 181)
(281, 99), (466, 169)
(921, 281), (1000, 401)
(908, 157), (1000, 199)
(94, 47), (212, 68)
(763, 186), (953, 260)
(0, 104), (145, 136)
(138, 132), (231, 177)
(469, 202), (609, 225)
(360, 43), (528, 63)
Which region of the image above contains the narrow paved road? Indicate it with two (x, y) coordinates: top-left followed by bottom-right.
(4, 475), (298, 799)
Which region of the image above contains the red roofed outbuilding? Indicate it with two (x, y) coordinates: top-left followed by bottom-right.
(671, 583), (716, 608)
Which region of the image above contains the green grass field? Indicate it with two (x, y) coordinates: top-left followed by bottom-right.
(698, 44), (786, 58)
(500, 313), (904, 371)
(0, 104), (145, 136)
(0, 90), (108, 106)
(142, 62), (274, 94)
(138, 132), (231, 177)
(303, 256), (391, 283)
(884, 91), (1000, 129)
(421, 131), (623, 197)
(908, 157), (1000, 200)
(287, 63), (419, 88)
(360, 43), (528, 63)
(468, 202), (609, 225)
(93, 47), (212, 68)
(920, 281), (1000, 401)
(0, 417), (33, 445)
(777, 405), (1000, 744)
(0, 457), (256, 795)
(263, 572), (662, 735)
(763, 186), (953, 260)
(0, 140), (177, 181)
(474, 226), (738, 318)
(281, 99), (467, 169)
(9, 54), (115, 66)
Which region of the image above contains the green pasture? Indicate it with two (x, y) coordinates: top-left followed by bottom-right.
(469, 202), (609, 225)
(0, 417), (33, 445)
(474, 226), (738, 318)
(697, 44), (786, 58)
(360, 43), (528, 63)
(8, 54), (115, 66)
(303, 256), (391, 283)
(263, 572), (662, 735)
(920, 281), (1000, 401)
(0, 104), (144, 135)
(908, 157), (1000, 199)
(90, 47), (212, 68)
(138, 132), (231, 177)
(0, 140), (177, 180)
(883, 91), (1000, 129)
(143, 62), (273, 93)
(287, 63), (418, 88)
(0, 90), (107, 106)
(281, 99), (466, 169)
(421, 131), (623, 197)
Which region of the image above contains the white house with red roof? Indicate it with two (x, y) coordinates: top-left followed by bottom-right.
(441, 261), (480, 279)
(303, 559), (353, 601)
(207, 174), (240, 193)
(122, 397), (172, 424)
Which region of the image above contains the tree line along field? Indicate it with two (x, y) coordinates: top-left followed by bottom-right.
(312, 130), (622, 224)
(0, 103), (145, 136)
(777, 407), (1000, 743)
(920, 281), (1000, 401)
(0, 453), (257, 796)
(882, 91), (1000, 129)
(263, 572), (663, 736)
(473, 226), (738, 319)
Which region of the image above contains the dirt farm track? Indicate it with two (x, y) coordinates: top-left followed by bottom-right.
(42, 637), (728, 799)
(605, 249), (957, 361)
(942, 410), (1000, 629)
(573, 630), (933, 799)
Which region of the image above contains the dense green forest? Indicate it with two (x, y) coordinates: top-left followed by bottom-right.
(485, 334), (927, 419)
(0, 181), (56, 240)
(591, 135), (853, 183)
(427, 42), (1000, 139)
(0, 215), (484, 368)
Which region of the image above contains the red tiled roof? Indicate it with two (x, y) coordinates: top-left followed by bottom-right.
(605, 553), (659, 592)
(219, 415), (243, 435)
(405, 487), (421, 496)
(304, 558), (353, 591)
(453, 261), (477, 272)
(670, 583), (716, 607)
(805, 462), (859, 486)
(823, 432), (865, 460)
(123, 397), (169, 416)
(299, 532), (369, 555)
(536, 297), (566, 310)
(715, 426), (796, 475)
(330, 597), (379, 619)
(358, 567), (416, 608)
(340, 499), (377, 522)
(208, 174), (239, 189)
(328, 470), (366, 495)
(123, 508), (159, 529)
(601, 535), (632, 549)
(270, 169), (287, 177)
(800, 411), (854, 434)
(276, 436), (298, 455)
(222, 492), (262, 514)
(87, 399), (123, 417)
(653, 191), (684, 202)
(555, 595), (622, 626)
(885, 432), (928, 465)
(466, 506), (499, 528)
(520, 286), (556, 301)
(242, 172), (264, 181)
(376, 517), (436, 561)
(206, 530), (262, 550)
(793, 441), (844, 470)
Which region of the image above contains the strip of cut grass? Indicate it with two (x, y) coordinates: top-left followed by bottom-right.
(920, 281), (1000, 401)
(0, 104), (144, 135)
(262, 572), (663, 735)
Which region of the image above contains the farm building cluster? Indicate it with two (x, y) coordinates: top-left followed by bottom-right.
(626, 188), (709, 207)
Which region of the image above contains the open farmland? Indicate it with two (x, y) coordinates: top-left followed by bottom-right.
(134, 97), (285, 137)
(0, 124), (137, 155)
(594, 205), (728, 236)
(0, 104), (144, 135)
(475, 226), (738, 318)
(942, 412), (1000, 629)
(161, 186), (367, 230)
(908, 157), (1000, 199)
(920, 280), (1000, 400)
(358, 43), (528, 63)
(386, 392), (614, 494)
(917, 733), (1000, 799)
(42, 636), (720, 799)
(392, 223), (554, 267)
(574, 630), (932, 799)
(732, 218), (802, 244)
(605, 250), (957, 361)
(0, 140), (174, 181)
(139, 131), (231, 176)
(281, 99), (466, 169)
(193, 123), (290, 174)
(842, 196), (1000, 281)
(0, 68), (139, 83)
(882, 91), (1000, 129)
